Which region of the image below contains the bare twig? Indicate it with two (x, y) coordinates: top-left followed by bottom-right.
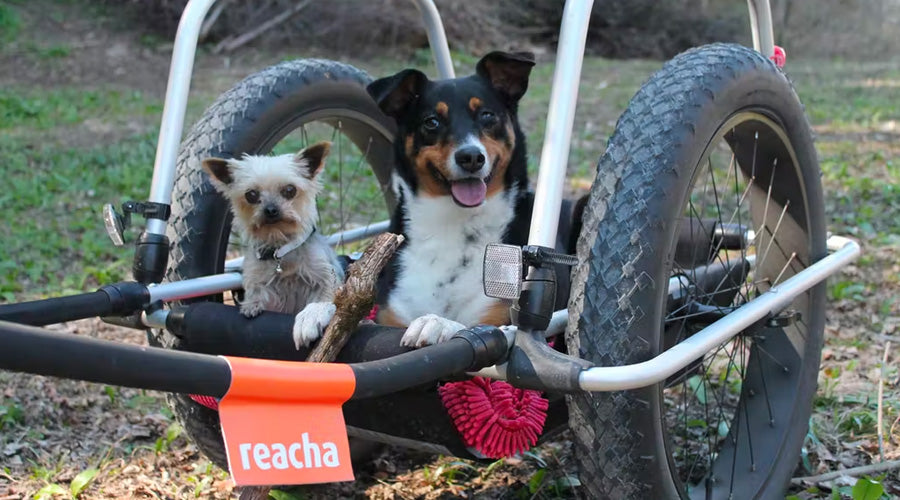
(199, 0), (233, 43)
(790, 460), (900, 485)
(878, 341), (891, 461)
(213, 0), (312, 54)
(891, 414), (900, 444)
(306, 233), (404, 363)
(874, 334), (900, 344)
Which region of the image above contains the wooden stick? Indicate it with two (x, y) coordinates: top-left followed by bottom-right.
(878, 341), (891, 461)
(874, 334), (900, 344)
(214, 0), (312, 54)
(306, 233), (404, 363)
(240, 233), (402, 500)
(790, 460), (900, 485)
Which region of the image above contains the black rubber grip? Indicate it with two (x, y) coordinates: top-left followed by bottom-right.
(166, 302), (413, 362)
(350, 325), (508, 399)
(0, 291), (114, 326)
(0, 304), (507, 402)
(0, 320), (231, 397)
(168, 303), (510, 398)
(0, 282), (151, 326)
(167, 303), (509, 399)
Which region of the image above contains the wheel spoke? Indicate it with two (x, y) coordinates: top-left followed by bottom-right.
(664, 119), (815, 498)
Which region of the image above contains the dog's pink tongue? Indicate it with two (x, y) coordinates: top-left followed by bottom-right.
(450, 179), (487, 207)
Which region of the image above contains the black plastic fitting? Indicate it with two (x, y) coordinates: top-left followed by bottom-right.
(505, 329), (593, 393)
(511, 266), (557, 332)
(132, 231), (169, 284)
(99, 281), (152, 315)
(451, 325), (510, 370)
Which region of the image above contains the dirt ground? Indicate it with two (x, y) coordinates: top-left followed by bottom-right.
(1, 2), (898, 499)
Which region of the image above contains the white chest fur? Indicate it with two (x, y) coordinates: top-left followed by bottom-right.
(388, 187), (517, 326)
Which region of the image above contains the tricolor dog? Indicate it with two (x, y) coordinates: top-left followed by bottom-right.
(367, 51), (536, 346)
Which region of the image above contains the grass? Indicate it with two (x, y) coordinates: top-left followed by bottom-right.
(0, 2), (20, 46)
(791, 61), (900, 129)
(0, 88), (161, 130)
(0, 131), (154, 298)
(1, 1), (898, 497)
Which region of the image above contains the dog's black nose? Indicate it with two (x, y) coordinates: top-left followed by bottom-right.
(263, 204), (280, 222)
(454, 146), (486, 172)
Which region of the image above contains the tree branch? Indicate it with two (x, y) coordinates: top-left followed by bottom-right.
(214, 0), (312, 54)
(791, 460), (900, 485)
(306, 232), (404, 363)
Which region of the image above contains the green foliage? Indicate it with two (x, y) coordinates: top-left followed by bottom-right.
(0, 130), (155, 299)
(269, 490), (306, 500)
(125, 392), (160, 410)
(0, 86), (174, 298)
(528, 468), (546, 494)
(0, 401), (24, 428)
(481, 458), (505, 478)
(829, 280), (868, 302)
(851, 477), (885, 500)
(0, 88), (158, 130)
(187, 474), (213, 498)
(154, 422), (182, 453)
(423, 459), (476, 486)
(69, 467), (99, 497)
(103, 386), (117, 404)
(34, 44), (71, 60)
(0, 3), (21, 45)
(794, 61), (900, 129)
(34, 483), (67, 499)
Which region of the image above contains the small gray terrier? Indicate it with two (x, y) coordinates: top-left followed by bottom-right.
(202, 141), (341, 350)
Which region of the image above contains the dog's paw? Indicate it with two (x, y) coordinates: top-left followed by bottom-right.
(240, 300), (265, 318)
(292, 302), (336, 350)
(401, 314), (466, 348)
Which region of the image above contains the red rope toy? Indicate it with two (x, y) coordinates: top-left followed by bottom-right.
(439, 376), (548, 458)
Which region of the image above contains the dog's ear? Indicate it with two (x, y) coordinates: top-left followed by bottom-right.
(476, 51), (536, 103)
(367, 69), (428, 118)
(295, 141), (331, 178)
(202, 157), (234, 188)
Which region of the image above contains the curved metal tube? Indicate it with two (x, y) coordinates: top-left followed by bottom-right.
(578, 236), (860, 391)
(527, 0), (595, 247)
(145, 0), (218, 235)
(411, 0), (455, 79)
(747, 0), (775, 57)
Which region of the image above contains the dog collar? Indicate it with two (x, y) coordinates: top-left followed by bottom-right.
(256, 227), (317, 262)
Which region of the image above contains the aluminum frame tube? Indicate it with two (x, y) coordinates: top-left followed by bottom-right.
(148, 272), (243, 303)
(747, 0), (775, 57)
(223, 220), (392, 272)
(411, 0), (455, 79)
(527, 0), (594, 248)
(578, 237), (860, 391)
(146, 0), (217, 235)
